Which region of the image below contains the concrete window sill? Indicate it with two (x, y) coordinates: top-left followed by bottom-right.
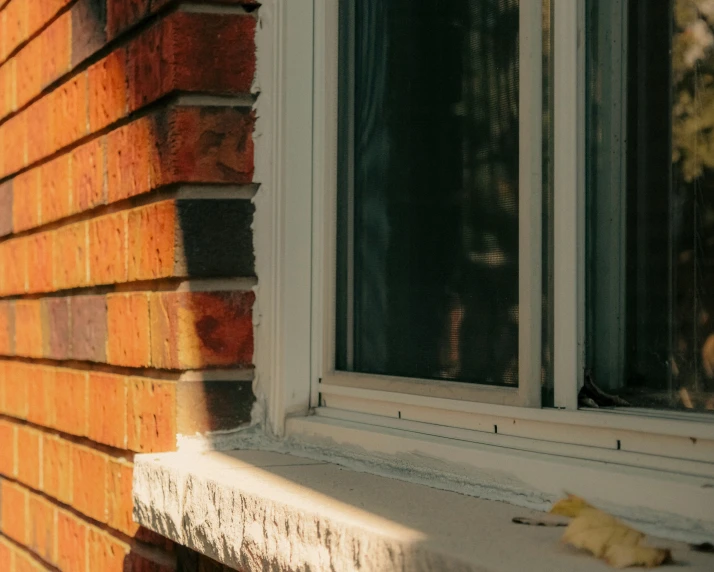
(133, 449), (713, 572)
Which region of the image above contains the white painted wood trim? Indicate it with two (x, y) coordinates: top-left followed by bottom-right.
(553, 0), (586, 409)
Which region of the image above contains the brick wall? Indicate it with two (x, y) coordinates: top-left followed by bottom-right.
(0, 1), (259, 570)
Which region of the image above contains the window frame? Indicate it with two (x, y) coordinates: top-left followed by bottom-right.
(263, 0), (714, 473)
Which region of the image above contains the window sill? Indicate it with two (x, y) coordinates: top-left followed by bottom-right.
(133, 447), (714, 571)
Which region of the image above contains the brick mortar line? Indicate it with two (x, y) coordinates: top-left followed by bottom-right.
(0, 531), (61, 572)
(0, 182), (259, 242)
(0, 356), (255, 381)
(0, 89), (255, 187)
(0, 412), (135, 460)
(0, 0), (81, 70)
(0, 482), (178, 570)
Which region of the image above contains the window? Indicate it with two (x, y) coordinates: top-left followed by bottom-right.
(317, 0), (714, 420)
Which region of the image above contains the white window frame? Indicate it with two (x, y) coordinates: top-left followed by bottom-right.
(256, 0), (714, 535)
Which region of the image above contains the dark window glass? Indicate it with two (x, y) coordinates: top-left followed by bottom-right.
(587, 0), (714, 413)
(336, 0), (521, 386)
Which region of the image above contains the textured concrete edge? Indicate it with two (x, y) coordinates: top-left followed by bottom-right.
(132, 453), (486, 572)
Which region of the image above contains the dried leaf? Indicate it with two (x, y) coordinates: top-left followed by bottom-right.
(604, 545), (673, 569)
(549, 493), (595, 518)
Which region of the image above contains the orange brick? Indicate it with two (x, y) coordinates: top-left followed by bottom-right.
(1, 480), (28, 544)
(14, 300), (43, 358)
(88, 212), (126, 285)
(3, 114), (26, 175)
(57, 510), (87, 572)
(88, 48), (127, 131)
(72, 138), (104, 212)
(25, 96), (51, 165)
(0, 537), (12, 571)
(15, 36), (40, 108)
(107, 459), (138, 535)
(3, 0), (28, 59)
(72, 445), (108, 522)
(88, 527), (130, 572)
(29, 496), (56, 564)
(127, 201), (176, 281)
(0, 60), (15, 117)
(0, 420), (15, 475)
(12, 170), (40, 231)
(150, 291), (255, 370)
(88, 372), (127, 448)
(2, 237), (27, 295)
(4, 361), (29, 419)
(106, 117), (159, 203)
(52, 72), (88, 150)
(55, 369), (88, 436)
(0, 301), (14, 355)
(127, 377), (176, 452)
(28, 0), (71, 36)
(41, 12), (71, 87)
(42, 434), (71, 504)
(27, 366), (54, 428)
(14, 549), (38, 572)
(53, 222), (88, 290)
(107, 293), (150, 367)
(40, 154), (72, 224)
(16, 426), (41, 490)
(27, 231), (54, 293)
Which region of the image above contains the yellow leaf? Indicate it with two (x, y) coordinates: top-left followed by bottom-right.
(549, 493), (596, 518)
(561, 507), (644, 558)
(604, 545), (673, 569)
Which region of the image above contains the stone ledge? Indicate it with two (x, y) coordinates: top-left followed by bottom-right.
(133, 449), (714, 571)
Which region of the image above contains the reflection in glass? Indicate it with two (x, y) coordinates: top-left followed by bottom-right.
(336, 0), (521, 386)
(587, 0), (714, 412)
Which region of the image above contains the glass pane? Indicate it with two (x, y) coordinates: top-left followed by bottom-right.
(587, 0), (714, 413)
(336, 0), (521, 386)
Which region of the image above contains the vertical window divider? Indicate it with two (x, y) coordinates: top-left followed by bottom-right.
(553, 0), (586, 409)
(519, 0), (544, 407)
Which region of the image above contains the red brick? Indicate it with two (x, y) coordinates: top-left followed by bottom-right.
(166, 107), (255, 184)
(41, 12), (71, 87)
(25, 96), (50, 165)
(70, 295), (107, 362)
(168, 12), (256, 95)
(42, 434), (72, 504)
(107, 293), (150, 367)
(89, 211), (127, 285)
(127, 377), (176, 452)
(70, 0), (107, 66)
(1, 480), (28, 544)
(107, 459), (138, 535)
(127, 201), (176, 281)
(72, 138), (105, 212)
(29, 495), (56, 564)
(0, 301), (15, 355)
(126, 21), (165, 111)
(51, 72), (88, 150)
(12, 170), (40, 231)
(107, 0), (149, 39)
(72, 445), (108, 522)
(1, 237), (27, 295)
(15, 300), (43, 358)
(3, 0), (28, 59)
(4, 361), (29, 419)
(57, 510), (87, 572)
(88, 527), (130, 572)
(106, 117), (159, 203)
(88, 48), (127, 131)
(88, 372), (127, 449)
(55, 369), (88, 436)
(0, 537), (12, 571)
(16, 426), (41, 490)
(15, 37), (41, 108)
(0, 420), (15, 475)
(27, 366), (54, 427)
(150, 291), (255, 369)
(41, 297), (71, 360)
(3, 113), (26, 177)
(40, 154), (72, 224)
(27, 231), (54, 293)
(53, 222), (87, 290)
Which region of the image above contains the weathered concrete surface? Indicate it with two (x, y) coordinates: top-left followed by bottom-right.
(133, 449), (714, 572)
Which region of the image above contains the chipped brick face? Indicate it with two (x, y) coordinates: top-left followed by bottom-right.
(0, 1), (258, 569)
